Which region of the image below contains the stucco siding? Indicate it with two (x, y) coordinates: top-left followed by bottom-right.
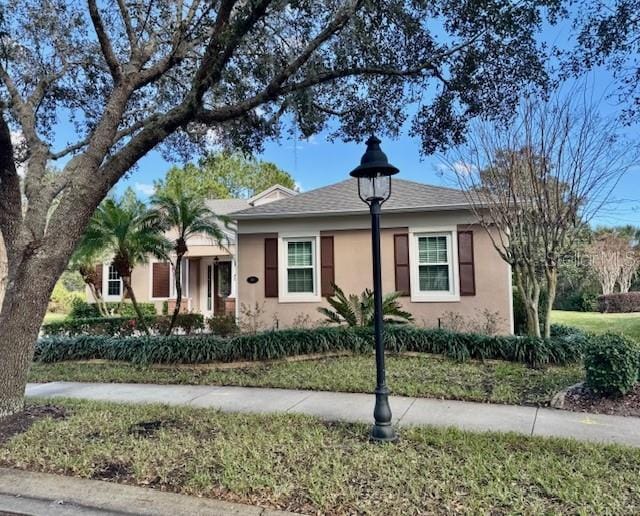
(237, 216), (512, 334)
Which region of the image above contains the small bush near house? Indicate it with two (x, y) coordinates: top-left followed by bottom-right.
(35, 325), (584, 368)
(69, 299), (157, 319)
(549, 324), (585, 337)
(42, 314), (204, 337)
(584, 333), (640, 396)
(597, 292), (640, 313)
(207, 314), (239, 337)
(554, 289), (599, 312)
(69, 299), (99, 318)
(48, 283), (84, 314)
(438, 309), (505, 336)
(238, 302), (268, 334)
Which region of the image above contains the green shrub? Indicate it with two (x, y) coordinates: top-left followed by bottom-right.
(584, 333), (640, 396)
(550, 324), (585, 337)
(48, 283), (84, 314)
(69, 299), (98, 318)
(69, 300), (157, 319)
(207, 314), (239, 337)
(597, 292), (640, 313)
(35, 325), (584, 367)
(41, 314), (205, 337)
(116, 302), (157, 318)
(554, 290), (598, 312)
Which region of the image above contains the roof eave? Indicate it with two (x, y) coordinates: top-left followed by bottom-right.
(231, 203), (482, 220)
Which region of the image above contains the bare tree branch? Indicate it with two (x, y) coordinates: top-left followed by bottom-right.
(88, 0), (123, 81)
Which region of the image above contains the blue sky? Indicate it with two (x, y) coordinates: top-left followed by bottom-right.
(96, 14), (640, 227)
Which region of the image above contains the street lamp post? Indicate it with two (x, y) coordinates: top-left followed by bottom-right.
(350, 135), (399, 443)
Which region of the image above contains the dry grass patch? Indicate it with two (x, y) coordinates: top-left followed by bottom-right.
(30, 354), (584, 406)
(2, 398), (640, 515)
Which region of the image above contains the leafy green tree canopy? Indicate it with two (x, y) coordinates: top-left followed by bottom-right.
(155, 153), (296, 199)
(570, 1), (640, 122)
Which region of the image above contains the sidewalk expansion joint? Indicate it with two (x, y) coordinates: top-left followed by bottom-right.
(285, 392), (315, 412)
(530, 407), (539, 437)
(396, 398), (417, 424)
(187, 389), (218, 405)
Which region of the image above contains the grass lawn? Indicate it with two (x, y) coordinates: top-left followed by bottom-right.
(2, 398), (639, 514)
(29, 354), (583, 406)
(43, 312), (67, 324)
(552, 310), (640, 340)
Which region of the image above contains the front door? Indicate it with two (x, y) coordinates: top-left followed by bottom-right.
(213, 260), (232, 315)
(201, 258), (232, 318)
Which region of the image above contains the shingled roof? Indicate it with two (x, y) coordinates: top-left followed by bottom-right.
(231, 178), (471, 219)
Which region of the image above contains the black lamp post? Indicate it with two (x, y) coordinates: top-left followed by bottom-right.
(350, 135), (399, 443)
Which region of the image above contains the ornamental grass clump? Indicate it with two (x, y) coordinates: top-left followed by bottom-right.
(584, 333), (640, 396)
(35, 325), (584, 368)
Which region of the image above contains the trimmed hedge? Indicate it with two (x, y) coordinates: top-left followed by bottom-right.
(69, 299), (158, 319)
(34, 325), (584, 368)
(549, 324), (585, 338)
(597, 292), (640, 313)
(41, 314), (205, 337)
(584, 333), (640, 396)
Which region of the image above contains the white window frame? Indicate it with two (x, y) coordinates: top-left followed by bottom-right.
(409, 227), (460, 302)
(148, 259), (189, 301)
(103, 262), (123, 302)
(278, 232), (321, 303)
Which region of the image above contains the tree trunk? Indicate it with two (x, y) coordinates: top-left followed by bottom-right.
(0, 233), (6, 313)
(543, 266), (557, 339)
(87, 283), (108, 317)
(0, 254), (66, 417)
(122, 276), (149, 335)
(167, 252), (184, 336)
(514, 264), (541, 338)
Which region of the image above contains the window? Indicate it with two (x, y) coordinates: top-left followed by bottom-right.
(106, 264), (122, 299)
(418, 235), (450, 291)
(287, 240), (314, 293)
(278, 235), (321, 302)
(410, 230), (459, 302)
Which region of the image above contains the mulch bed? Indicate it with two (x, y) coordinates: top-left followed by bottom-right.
(563, 384), (640, 417)
(0, 404), (67, 445)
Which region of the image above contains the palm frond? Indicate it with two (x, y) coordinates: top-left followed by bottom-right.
(319, 283), (414, 326)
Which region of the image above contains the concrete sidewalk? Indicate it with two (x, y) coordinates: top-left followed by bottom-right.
(0, 468), (298, 515)
(26, 381), (640, 447)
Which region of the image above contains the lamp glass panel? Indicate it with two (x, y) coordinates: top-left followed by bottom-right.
(359, 174), (390, 201)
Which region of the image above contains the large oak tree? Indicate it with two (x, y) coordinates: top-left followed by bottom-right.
(0, 0), (562, 415)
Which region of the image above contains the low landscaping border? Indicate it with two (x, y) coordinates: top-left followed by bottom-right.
(35, 325), (585, 368)
(41, 314), (205, 337)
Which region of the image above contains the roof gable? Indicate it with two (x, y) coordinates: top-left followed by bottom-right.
(248, 184), (298, 206)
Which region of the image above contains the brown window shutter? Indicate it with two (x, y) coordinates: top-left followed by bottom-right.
(320, 236), (335, 297)
(458, 231), (476, 296)
(394, 234), (410, 296)
(152, 262), (171, 298)
(94, 264), (103, 294)
(264, 238), (278, 298)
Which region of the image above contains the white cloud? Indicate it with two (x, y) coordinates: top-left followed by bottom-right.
(134, 182), (156, 196)
(452, 161), (476, 175)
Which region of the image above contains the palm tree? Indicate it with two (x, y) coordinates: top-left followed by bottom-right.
(151, 182), (227, 335)
(78, 191), (171, 333)
(318, 284), (414, 326)
(69, 246), (109, 317)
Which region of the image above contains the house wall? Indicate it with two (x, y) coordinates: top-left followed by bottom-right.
(237, 211), (513, 334)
